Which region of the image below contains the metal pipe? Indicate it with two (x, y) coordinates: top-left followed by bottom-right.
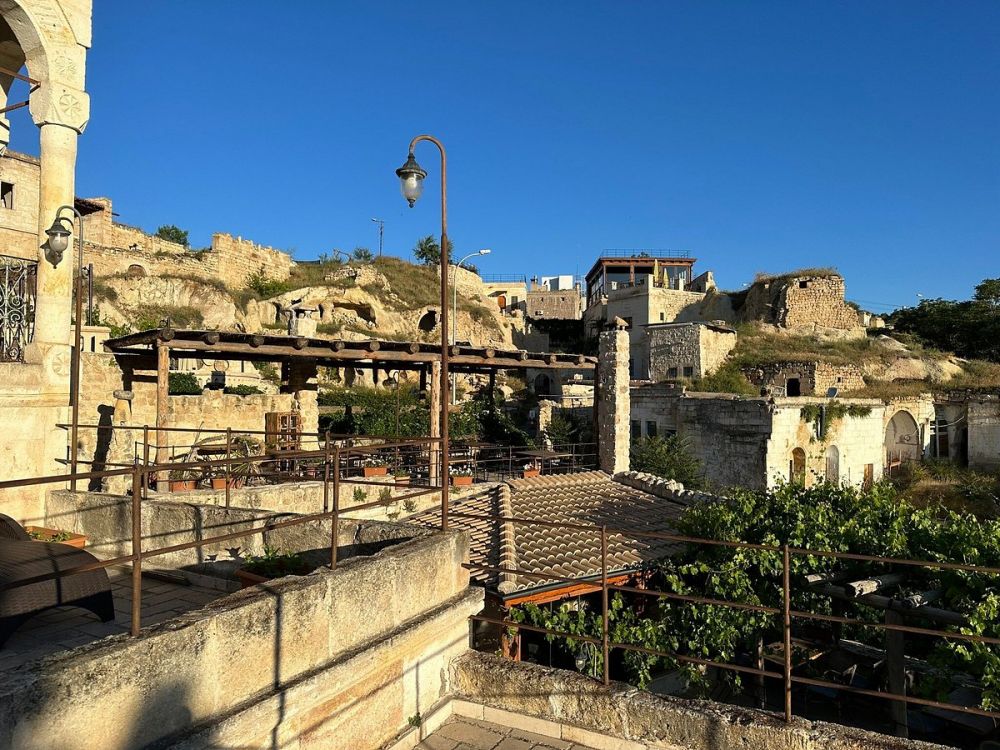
(130, 460), (142, 636)
(53, 204), (85, 490)
(407, 134), (450, 530)
(601, 525), (610, 686)
(782, 543), (792, 722)
(331, 447), (340, 569)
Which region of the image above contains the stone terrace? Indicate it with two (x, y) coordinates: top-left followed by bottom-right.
(418, 717), (597, 750)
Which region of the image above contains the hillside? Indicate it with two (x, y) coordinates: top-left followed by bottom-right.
(92, 256), (517, 348)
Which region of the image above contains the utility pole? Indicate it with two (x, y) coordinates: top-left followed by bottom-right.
(371, 217), (385, 256)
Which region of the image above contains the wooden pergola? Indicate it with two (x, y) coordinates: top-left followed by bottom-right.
(103, 328), (597, 475)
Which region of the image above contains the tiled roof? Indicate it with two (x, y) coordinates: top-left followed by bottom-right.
(411, 471), (685, 600)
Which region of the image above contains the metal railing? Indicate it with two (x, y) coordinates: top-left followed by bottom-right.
(0, 436), (444, 638)
(598, 249), (693, 260)
(0, 254), (37, 363)
(457, 508), (1000, 729)
(480, 273), (527, 284)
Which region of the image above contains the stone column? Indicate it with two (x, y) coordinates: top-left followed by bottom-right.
(32, 124), (79, 350)
(597, 318), (630, 475)
(287, 359), (319, 447)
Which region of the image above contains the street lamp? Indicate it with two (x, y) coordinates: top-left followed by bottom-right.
(452, 249), (491, 345)
(396, 135), (450, 529)
(371, 217), (385, 256)
(45, 204), (87, 489)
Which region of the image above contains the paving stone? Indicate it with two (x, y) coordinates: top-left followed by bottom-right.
(435, 719), (505, 747)
(494, 738), (533, 750)
(416, 735), (460, 750)
(509, 729), (572, 749)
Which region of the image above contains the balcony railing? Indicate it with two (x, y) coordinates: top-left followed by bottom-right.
(0, 254), (37, 363)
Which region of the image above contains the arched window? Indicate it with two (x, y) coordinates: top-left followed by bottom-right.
(790, 448), (806, 485)
(825, 445), (840, 484)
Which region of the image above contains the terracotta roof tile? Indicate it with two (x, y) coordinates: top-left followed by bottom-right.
(410, 471), (684, 600)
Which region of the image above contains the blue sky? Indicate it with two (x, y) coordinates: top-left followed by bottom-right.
(7, 2), (999, 312)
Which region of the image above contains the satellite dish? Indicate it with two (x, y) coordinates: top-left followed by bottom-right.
(826, 387), (839, 398)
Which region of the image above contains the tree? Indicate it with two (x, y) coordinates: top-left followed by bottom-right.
(413, 235), (454, 266)
(155, 225), (189, 247)
(630, 435), (704, 488)
(975, 278), (1000, 306)
(351, 246), (374, 262)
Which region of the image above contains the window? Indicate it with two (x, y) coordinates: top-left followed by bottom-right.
(631, 420), (641, 440)
(646, 421), (657, 438)
(1, 182), (13, 210)
(623, 317), (632, 328)
(683, 366), (694, 378)
(786, 377), (801, 397)
(667, 367), (678, 379)
(799, 280), (809, 289)
(659, 312), (665, 321)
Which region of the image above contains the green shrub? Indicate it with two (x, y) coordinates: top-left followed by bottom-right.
(245, 269), (291, 299)
(168, 372), (202, 395)
(223, 384), (264, 396)
(685, 362), (756, 395)
(630, 435), (704, 488)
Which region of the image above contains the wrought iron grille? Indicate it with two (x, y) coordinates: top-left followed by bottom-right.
(0, 254), (38, 362)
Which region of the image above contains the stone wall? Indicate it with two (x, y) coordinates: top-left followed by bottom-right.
(646, 322), (736, 381)
(628, 385), (887, 490)
(0, 151), (43, 260)
(525, 289), (582, 320)
(0, 501), (481, 750)
(742, 361), (865, 396)
(740, 274), (862, 335)
(765, 399), (886, 487)
(448, 652), (949, 750)
(967, 397), (1000, 471)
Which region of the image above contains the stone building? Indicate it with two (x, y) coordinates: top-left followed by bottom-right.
(481, 276), (527, 315)
(524, 276), (583, 320)
(630, 383), (897, 490)
(742, 360), (866, 397)
(0, 172), (294, 287)
(738, 272), (863, 337)
(0, 0), (94, 520)
(646, 321), (737, 381)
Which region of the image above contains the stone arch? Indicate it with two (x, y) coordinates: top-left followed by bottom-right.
(0, 4), (55, 95)
(825, 445), (840, 484)
(125, 263), (147, 279)
(885, 410), (921, 463)
(533, 373), (551, 395)
(790, 447), (806, 485)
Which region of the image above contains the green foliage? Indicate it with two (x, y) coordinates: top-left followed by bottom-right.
(245, 268), (292, 299)
(513, 482), (1000, 707)
(753, 267), (839, 284)
(892, 279), (1000, 364)
(133, 305), (204, 331)
(155, 224), (189, 247)
(168, 372), (202, 395)
(630, 435), (704, 488)
(684, 362), (756, 395)
(799, 400), (873, 442)
(413, 235), (442, 265)
(241, 546), (312, 578)
(223, 384), (264, 396)
(351, 247), (374, 262)
(543, 409), (593, 446)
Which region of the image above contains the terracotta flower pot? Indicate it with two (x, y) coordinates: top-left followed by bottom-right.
(522, 469), (540, 479)
(394, 475), (410, 487)
(363, 466), (388, 477)
(168, 479), (198, 492)
(451, 475), (473, 487)
(210, 477), (242, 490)
(25, 526), (87, 549)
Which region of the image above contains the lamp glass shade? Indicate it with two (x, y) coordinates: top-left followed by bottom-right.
(399, 172), (424, 205)
(46, 224), (71, 253)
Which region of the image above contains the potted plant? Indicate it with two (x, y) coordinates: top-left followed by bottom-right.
(25, 526), (87, 549)
(393, 468), (410, 487)
(362, 457), (389, 477)
(450, 467), (474, 487)
(235, 545), (314, 589)
(167, 468), (199, 492)
(522, 461), (541, 479)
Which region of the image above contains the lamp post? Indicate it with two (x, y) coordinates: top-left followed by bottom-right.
(44, 204), (86, 490)
(452, 249), (491, 345)
(396, 135), (451, 528)
(371, 217), (385, 256)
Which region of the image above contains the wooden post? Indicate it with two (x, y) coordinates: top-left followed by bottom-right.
(429, 360), (441, 488)
(886, 609), (909, 738)
(155, 344), (169, 475)
(488, 369), (496, 399)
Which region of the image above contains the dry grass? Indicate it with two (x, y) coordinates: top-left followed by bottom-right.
(752, 267), (840, 284)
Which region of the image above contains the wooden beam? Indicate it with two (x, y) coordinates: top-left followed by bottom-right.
(155, 344), (169, 471)
(845, 573), (906, 598)
(249, 335), (264, 347)
(203, 331), (220, 345)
